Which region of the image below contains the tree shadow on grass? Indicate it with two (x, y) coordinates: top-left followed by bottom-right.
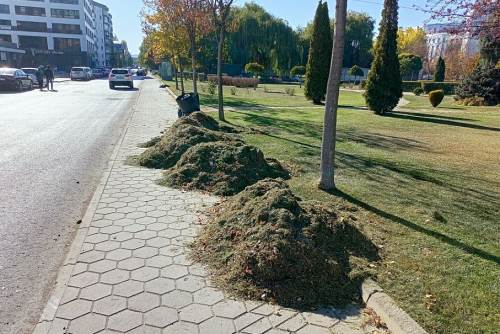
(395, 110), (477, 121)
(386, 111), (500, 132)
(329, 188), (500, 265)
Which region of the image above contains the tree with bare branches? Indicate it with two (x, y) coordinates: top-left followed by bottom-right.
(206, 0), (234, 121)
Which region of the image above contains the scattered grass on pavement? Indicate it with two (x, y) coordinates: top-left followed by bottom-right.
(166, 79), (500, 334)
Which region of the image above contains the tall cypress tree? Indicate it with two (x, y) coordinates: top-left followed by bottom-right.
(364, 0), (402, 115)
(305, 1), (333, 104)
(434, 56), (446, 82)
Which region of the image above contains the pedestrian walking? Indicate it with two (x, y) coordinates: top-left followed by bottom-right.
(36, 66), (44, 91)
(44, 65), (54, 91)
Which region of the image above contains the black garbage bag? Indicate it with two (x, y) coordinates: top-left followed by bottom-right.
(176, 93), (200, 117)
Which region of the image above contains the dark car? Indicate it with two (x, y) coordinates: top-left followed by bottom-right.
(136, 69), (146, 76)
(0, 68), (33, 91)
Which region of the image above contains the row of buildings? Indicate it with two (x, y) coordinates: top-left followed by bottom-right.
(425, 23), (481, 60)
(0, 0), (131, 70)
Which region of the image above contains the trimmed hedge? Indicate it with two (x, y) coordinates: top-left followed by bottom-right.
(208, 75), (259, 88)
(401, 81), (459, 95)
(429, 89), (445, 107)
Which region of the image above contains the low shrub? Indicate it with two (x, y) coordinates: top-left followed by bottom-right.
(285, 87), (295, 96)
(458, 96), (486, 106)
(402, 81), (421, 92)
(190, 179), (379, 308)
(161, 142), (289, 196)
(208, 81), (217, 95)
(230, 87), (237, 95)
(421, 81), (458, 95)
(413, 87), (424, 96)
(207, 75), (259, 88)
(263, 86), (269, 93)
(429, 89), (445, 107)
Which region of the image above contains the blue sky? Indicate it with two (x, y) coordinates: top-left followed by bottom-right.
(98, 0), (430, 55)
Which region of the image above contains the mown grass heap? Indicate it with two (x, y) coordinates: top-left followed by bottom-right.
(190, 179), (379, 308)
(161, 142), (289, 196)
(137, 112), (288, 195)
(136, 112), (239, 169)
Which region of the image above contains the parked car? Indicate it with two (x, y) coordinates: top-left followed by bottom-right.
(21, 68), (39, 85)
(109, 68), (133, 89)
(70, 67), (92, 81)
(0, 68), (33, 91)
(136, 69), (146, 76)
(92, 68), (104, 79)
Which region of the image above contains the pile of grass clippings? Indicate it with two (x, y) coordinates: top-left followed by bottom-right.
(136, 112), (239, 169)
(161, 142), (289, 196)
(189, 179), (380, 308)
(138, 136), (161, 148)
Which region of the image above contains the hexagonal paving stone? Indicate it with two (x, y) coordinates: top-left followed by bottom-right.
(78, 250), (105, 264)
(114, 280), (144, 297)
(212, 300), (246, 319)
(88, 259), (116, 274)
(278, 314), (307, 332)
(100, 269), (129, 285)
(176, 275), (205, 292)
(106, 249), (132, 261)
(161, 264), (188, 279)
(145, 222), (167, 232)
(146, 237), (169, 248)
(243, 317), (273, 334)
(107, 310), (143, 332)
(122, 238), (146, 250)
(144, 306), (178, 328)
(253, 304), (275, 316)
(131, 267), (160, 282)
(92, 219), (113, 228)
(133, 246), (159, 259)
(68, 272), (99, 288)
(147, 210), (167, 218)
(113, 218), (135, 227)
(160, 245), (184, 257)
(111, 231), (134, 242)
(235, 313), (263, 332)
(129, 292), (161, 312)
(302, 311), (339, 328)
(59, 287), (79, 305)
(127, 211), (146, 219)
(146, 255), (173, 268)
(136, 216), (156, 225)
(199, 317), (236, 334)
(94, 240), (121, 252)
(80, 283), (112, 301)
(135, 230), (157, 240)
(145, 277), (176, 295)
(157, 229), (180, 238)
(124, 224), (146, 233)
(179, 303), (213, 324)
(93, 295), (127, 316)
(193, 287), (224, 306)
(118, 257), (145, 271)
(162, 290), (193, 309)
(56, 299), (92, 320)
(85, 233), (109, 244)
(67, 312), (106, 334)
(163, 321), (199, 334)
(104, 212), (126, 220)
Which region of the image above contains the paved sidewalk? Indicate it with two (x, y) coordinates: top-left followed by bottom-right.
(33, 79), (383, 334)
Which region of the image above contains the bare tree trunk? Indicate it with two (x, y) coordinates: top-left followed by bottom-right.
(174, 67), (179, 91)
(319, 0), (348, 190)
(191, 37), (198, 94)
(217, 27), (225, 121)
(180, 64), (185, 94)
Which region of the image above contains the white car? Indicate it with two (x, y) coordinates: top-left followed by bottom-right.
(21, 68), (39, 85)
(109, 68), (134, 89)
(70, 67), (92, 81)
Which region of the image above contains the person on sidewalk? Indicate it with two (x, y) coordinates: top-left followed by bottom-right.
(44, 65), (54, 91)
(36, 66), (44, 91)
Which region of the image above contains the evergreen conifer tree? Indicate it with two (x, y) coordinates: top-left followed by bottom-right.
(363, 0), (402, 115)
(434, 56), (446, 82)
(305, 1), (333, 104)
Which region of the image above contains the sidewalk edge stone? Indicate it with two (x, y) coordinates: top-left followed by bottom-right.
(32, 84), (143, 334)
(362, 279), (428, 334)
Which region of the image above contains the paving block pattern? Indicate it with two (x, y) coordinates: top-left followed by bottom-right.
(41, 80), (386, 334)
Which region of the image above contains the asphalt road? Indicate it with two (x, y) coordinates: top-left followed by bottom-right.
(0, 78), (144, 334)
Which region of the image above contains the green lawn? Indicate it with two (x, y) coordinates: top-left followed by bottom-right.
(167, 80), (500, 334)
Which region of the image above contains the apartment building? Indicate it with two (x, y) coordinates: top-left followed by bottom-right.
(0, 0), (112, 70)
(425, 23), (480, 60)
(92, 0), (112, 67)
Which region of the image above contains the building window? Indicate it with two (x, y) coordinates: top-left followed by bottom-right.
(0, 34), (12, 43)
(52, 23), (82, 34)
(17, 21), (48, 32)
(51, 8), (80, 19)
(54, 37), (81, 51)
(0, 19), (11, 29)
(0, 4), (9, 14)
(18, 35), (48, 49)
(15, 6), (46, 17)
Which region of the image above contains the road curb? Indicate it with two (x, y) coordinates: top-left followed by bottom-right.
(362, 279), (428, 334)
(31, 82), (144, 334)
